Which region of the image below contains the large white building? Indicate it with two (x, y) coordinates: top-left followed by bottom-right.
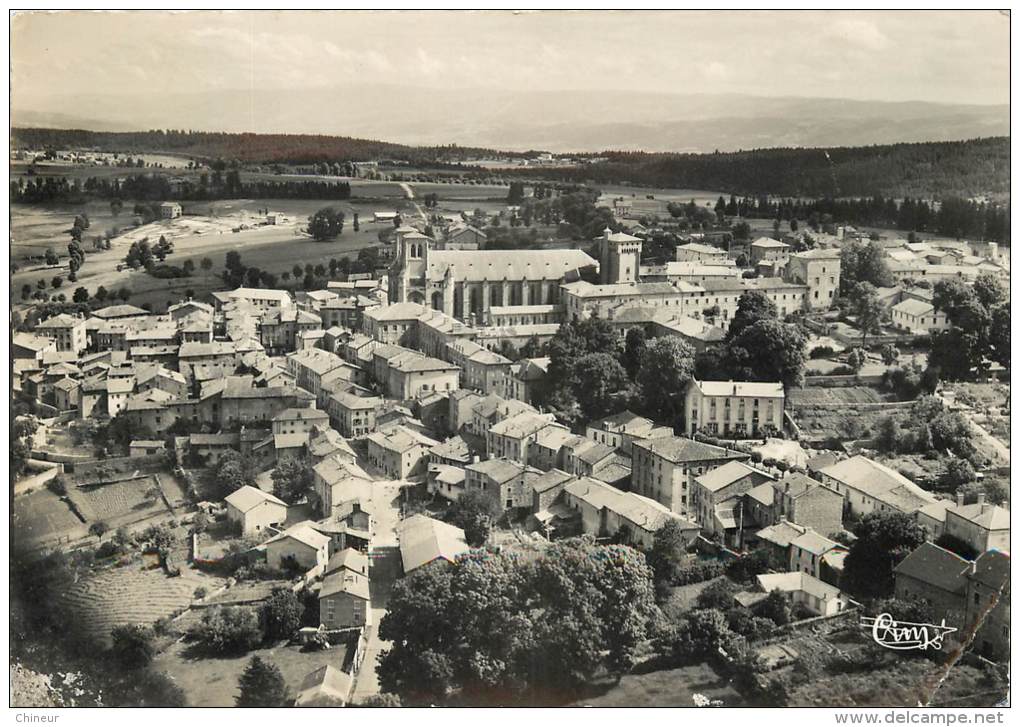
(683, 379), (785, 438)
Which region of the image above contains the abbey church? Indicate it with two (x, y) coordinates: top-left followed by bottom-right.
(388, 227), (636, 324)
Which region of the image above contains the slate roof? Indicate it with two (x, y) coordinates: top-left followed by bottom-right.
(225, 485), (288, 513)
(396, 514), (470, 573)
(894, 542), (971, 594)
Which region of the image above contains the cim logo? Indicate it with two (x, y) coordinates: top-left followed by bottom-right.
(860, 613), (958, 651)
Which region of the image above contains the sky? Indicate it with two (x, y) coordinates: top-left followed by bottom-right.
(11, 10), (1010, 107)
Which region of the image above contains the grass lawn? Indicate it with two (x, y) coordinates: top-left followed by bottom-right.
(573, 662), (745, 707)
(153, 639), (351, 707)
(12, 488), (86, 547)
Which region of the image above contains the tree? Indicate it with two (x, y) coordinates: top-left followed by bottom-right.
(191, 606), (263, 654)
(214, 450), (256, 499)
(110, 624), (155, 669)
(117, 287), (131, 301)
(879, 344), (900, 366)
(236, 656), (289, 707)
(657, 609), (738, 661)
(840, 240), (892, 294)
(45, 248), (59, 266)
(270, 457), (313, 505)
(846, 347), (867, 374)
(726, 319), (807, 389)
(571, 352), (628, 420)
(939, 458), (975, 490)
(447, 489), (500, 547)
(988, 304), (1010, 370)
(377, 539), (656, 704)
(88, 521), (110, 542)
(94, 285), (109, 302)
(928, 327), (983, 381)
(847, 282), (884, 348)
(261, 588), (303, 641)
(182, 259), (195, 276)
(621, 327), (647, 379)
(72, 287), (89, 303)
(51, 276), (64, 289)
(758, 590), (791, 625)
(727, 290), (778, 340)
(696, 578), (741, 610)
(200, 256), (213, 271)
(843, 512), (927, 598)
(308, 207), (345, 241)
(635, 335), (696, 425)
(646, 519), (689, 586)
(971, 273), (1006, 311)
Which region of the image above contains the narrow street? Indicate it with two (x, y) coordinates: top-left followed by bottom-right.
(349, 478), (406, 703)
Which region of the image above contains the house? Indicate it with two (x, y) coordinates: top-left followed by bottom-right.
(160, 201), (182, 219)
(428, 463), (467, 502)
(365, 425), (439, 479)
(691, 460), (774, 542)
(272, 407), (330, 436)
(756, 572), (850, 617)
(531, 468), (576, 514)
(395, 514), (471, 573)
(560, 476), (700, 549)
(225, 486), (289, 537)
(675, 242), (730, 265)
(308, 428), (358, 465)
(762, 472), (845, 537)
(631, 435), (749, 517)
(890, 299), (950, 334)
(129, 439), (165, 457)
(486, 411), (562, 463)
(328, 388), (381, 438)
(944, 496), (1010, 554)
(503, 357), (550, 405)
(894, 542), (973, 633)
(465, 458), (541, 513)
(36, 313), (87, 354)
(783, 247), (841, 310)
(788, 530), (843, 579)
(53, 377), (81, 411)
(755, 520), (808, 566)
(312, 456), (373, 518)
(293, 665), (353, 708)
(916, 499), (958, 540)
(265, 522), (331, 573)
(750, 237), (790, 265)
(318, 550), (371, 630)
(683, 379), (785, 438)
(585, 410), (673, 455)
(818, 455), (936, 517)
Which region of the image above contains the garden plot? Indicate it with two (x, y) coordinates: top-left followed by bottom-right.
(12, 488), (87, 547)
(72, 476), (174, 529)
(787, 386), (889, 406)
(57, 563), (225, 645)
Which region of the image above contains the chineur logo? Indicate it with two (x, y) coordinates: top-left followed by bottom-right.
(860, 613), (958, 651)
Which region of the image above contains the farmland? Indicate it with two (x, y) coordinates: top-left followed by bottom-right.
(71, 476), (174, 530)
(12, 488), (87, 548)
(57, 560), (225, 645)
(574, 662), (745, 707)
(152, 638), (353, 707)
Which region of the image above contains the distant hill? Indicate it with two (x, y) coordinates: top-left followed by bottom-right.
(12, 127), (1008, 202)
(518, 137), (1010, 201)
(12, 86), (1009, 153)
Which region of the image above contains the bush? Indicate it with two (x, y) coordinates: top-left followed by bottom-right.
(809, 345), (836, 359)
(190, 606), (263, 653)
(110, 624), (156, 669)
(672, 559), (725, 586)
(696, 578), (741, 610)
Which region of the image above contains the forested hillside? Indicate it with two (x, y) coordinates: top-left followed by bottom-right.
(10, 128), (507, 165)
(527, 137), (1009, 201)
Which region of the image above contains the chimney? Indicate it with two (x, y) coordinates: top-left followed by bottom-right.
(977, 492), (986, 506)
(956, 491), (965, 507)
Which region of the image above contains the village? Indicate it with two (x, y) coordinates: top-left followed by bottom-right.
(10, 170), (1011, 709)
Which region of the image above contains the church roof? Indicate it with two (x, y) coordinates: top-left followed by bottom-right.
(425, 249), (596, 283)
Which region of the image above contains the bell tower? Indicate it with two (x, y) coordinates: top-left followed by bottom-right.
(600, 228), (642, 284)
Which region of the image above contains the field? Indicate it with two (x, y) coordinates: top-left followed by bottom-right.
(152, 638), (352, 707)
(71, 476), (174, 530)
(12, 488), (86, 547)
(574, 662), (745, 707)
(787, 386), (890, 406)
(57, 561), (225, 645)
(11, 197), (405, 311)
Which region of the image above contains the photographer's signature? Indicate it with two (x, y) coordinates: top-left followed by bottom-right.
(861, 613), (958, 651)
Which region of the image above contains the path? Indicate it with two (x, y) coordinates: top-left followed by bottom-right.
(399, 181), (428, 223)
(963, 411), (1010, 465)
(349, 479), (406, 703)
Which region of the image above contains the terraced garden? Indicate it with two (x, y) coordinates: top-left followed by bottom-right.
(72, 476), (173, 529)
(57, 562), (225, 645)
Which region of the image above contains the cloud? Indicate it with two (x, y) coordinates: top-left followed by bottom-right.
(827, 18), (890, 50)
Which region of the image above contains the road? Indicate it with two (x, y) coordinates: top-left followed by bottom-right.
(934, 391), (1010, 466)
(349, 478), (406, 703)
(399, 182), (428, 223)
